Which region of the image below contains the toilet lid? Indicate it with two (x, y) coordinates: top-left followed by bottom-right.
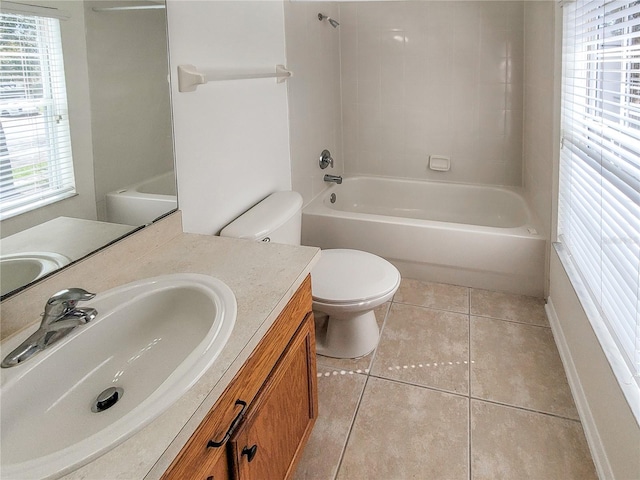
(312, 249), (400, 304)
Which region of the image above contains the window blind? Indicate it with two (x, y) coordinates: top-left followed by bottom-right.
(0, 11), (75, 220)
(559, 0), (640, 399)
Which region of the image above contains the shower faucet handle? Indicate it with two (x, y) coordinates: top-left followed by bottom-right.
(319, 149), (334, 169)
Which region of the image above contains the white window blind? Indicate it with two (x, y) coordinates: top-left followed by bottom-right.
(0, 11), (75, 220)
(559, 0), (640, 404)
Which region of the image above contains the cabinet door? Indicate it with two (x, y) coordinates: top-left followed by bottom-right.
(204, 452), (231, 480)
(230, 313), (317, 480)
(162, 276), (313, 480)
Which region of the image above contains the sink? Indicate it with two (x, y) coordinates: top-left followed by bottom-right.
(0, 273), (237, 479)
(0, 252), (71, 296)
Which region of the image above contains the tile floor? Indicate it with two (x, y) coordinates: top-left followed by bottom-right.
(294, 279), (597, 480)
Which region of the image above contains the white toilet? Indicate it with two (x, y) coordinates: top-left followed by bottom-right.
(220, 191), (400, 359)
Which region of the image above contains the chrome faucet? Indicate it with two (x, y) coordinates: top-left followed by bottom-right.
(1, 288), (97, 368)
(324, 174), (342, 184)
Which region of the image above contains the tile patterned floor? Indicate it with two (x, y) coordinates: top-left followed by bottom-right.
(294, 279), (597, 480)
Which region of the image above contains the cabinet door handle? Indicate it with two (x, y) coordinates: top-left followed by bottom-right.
(207, 399), (248, 448)
(242, 444), (258, 462)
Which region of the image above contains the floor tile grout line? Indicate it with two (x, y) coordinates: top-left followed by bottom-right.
(367, 373), (470, 401)
(365, 301), (392, 374)
(470, 313), (551, 329)
(391, 299), (470, 316)
(332, 373), (372, 480)
(470, 396), (583, 423)
(363, 373), (582, 424)
(328, 302), (392, 480)
(469, 286), (545, 302)
(468, 396), (472, 480)
(468, 287), (472, 480)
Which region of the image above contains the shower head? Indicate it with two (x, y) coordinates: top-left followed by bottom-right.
(318, 13), (340, 28)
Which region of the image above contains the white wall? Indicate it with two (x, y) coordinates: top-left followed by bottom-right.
(544, 2), (640, 476)
(167, 0), (292, 235)
(84, 1), (174, 221)
(285, 1), (343, 206)
(1, 1), (97, 238)
(548, 251), (640, 479)
(339, 1), (524, 186)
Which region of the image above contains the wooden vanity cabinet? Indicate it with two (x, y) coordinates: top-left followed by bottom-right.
(162, 275), (317, 480)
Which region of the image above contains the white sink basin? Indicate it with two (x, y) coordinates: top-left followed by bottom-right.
(0, 273), (237, 479)
(0, 252), (71, 296)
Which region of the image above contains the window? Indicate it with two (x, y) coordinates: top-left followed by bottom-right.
(0, 9), (74, 220)
(559, 0), (640, 416)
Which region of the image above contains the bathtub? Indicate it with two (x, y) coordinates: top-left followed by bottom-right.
(105, 171), (177, 226)
(302, 176), (546, 297)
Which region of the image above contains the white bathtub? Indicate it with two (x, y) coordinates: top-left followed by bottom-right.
(302, 176), (546, 297)
(105, 171), (177, 226)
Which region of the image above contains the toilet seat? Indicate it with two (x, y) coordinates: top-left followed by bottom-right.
(312, 249), (400, 305)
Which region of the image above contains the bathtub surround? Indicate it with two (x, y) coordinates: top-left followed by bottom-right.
(285, 1), (343, 206)
(283, 1), (560, 293)
(522, 1), (557, 241)
(339, 1), (524, 186)
(522, 1), (559, 300)
(285, 1), (527, 194)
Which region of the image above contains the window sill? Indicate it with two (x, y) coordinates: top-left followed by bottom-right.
(0, 191), (77, 222)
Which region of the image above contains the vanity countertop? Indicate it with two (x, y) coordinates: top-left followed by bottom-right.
(3, 231), (320, 480)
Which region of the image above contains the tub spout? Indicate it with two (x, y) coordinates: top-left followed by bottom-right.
(324, 174), (342, 184)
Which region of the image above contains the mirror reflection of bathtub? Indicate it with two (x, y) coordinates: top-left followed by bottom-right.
(105, 171), (178, 226)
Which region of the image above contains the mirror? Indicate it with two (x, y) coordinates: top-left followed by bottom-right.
(0, 0), (176, 299)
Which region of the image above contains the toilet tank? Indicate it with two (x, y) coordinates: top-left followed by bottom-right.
(219, 191), (303, 246)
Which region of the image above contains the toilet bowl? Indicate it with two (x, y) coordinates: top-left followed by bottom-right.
(311, 249), (400, 358)
(219, 191), (401, 359)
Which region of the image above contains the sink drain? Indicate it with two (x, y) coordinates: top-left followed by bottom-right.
(92, 387), (124, 413)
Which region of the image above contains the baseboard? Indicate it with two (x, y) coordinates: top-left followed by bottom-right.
(546, 297), (614, 480)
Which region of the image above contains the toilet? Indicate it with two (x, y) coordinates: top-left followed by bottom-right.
(220, 191), (400, 359)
